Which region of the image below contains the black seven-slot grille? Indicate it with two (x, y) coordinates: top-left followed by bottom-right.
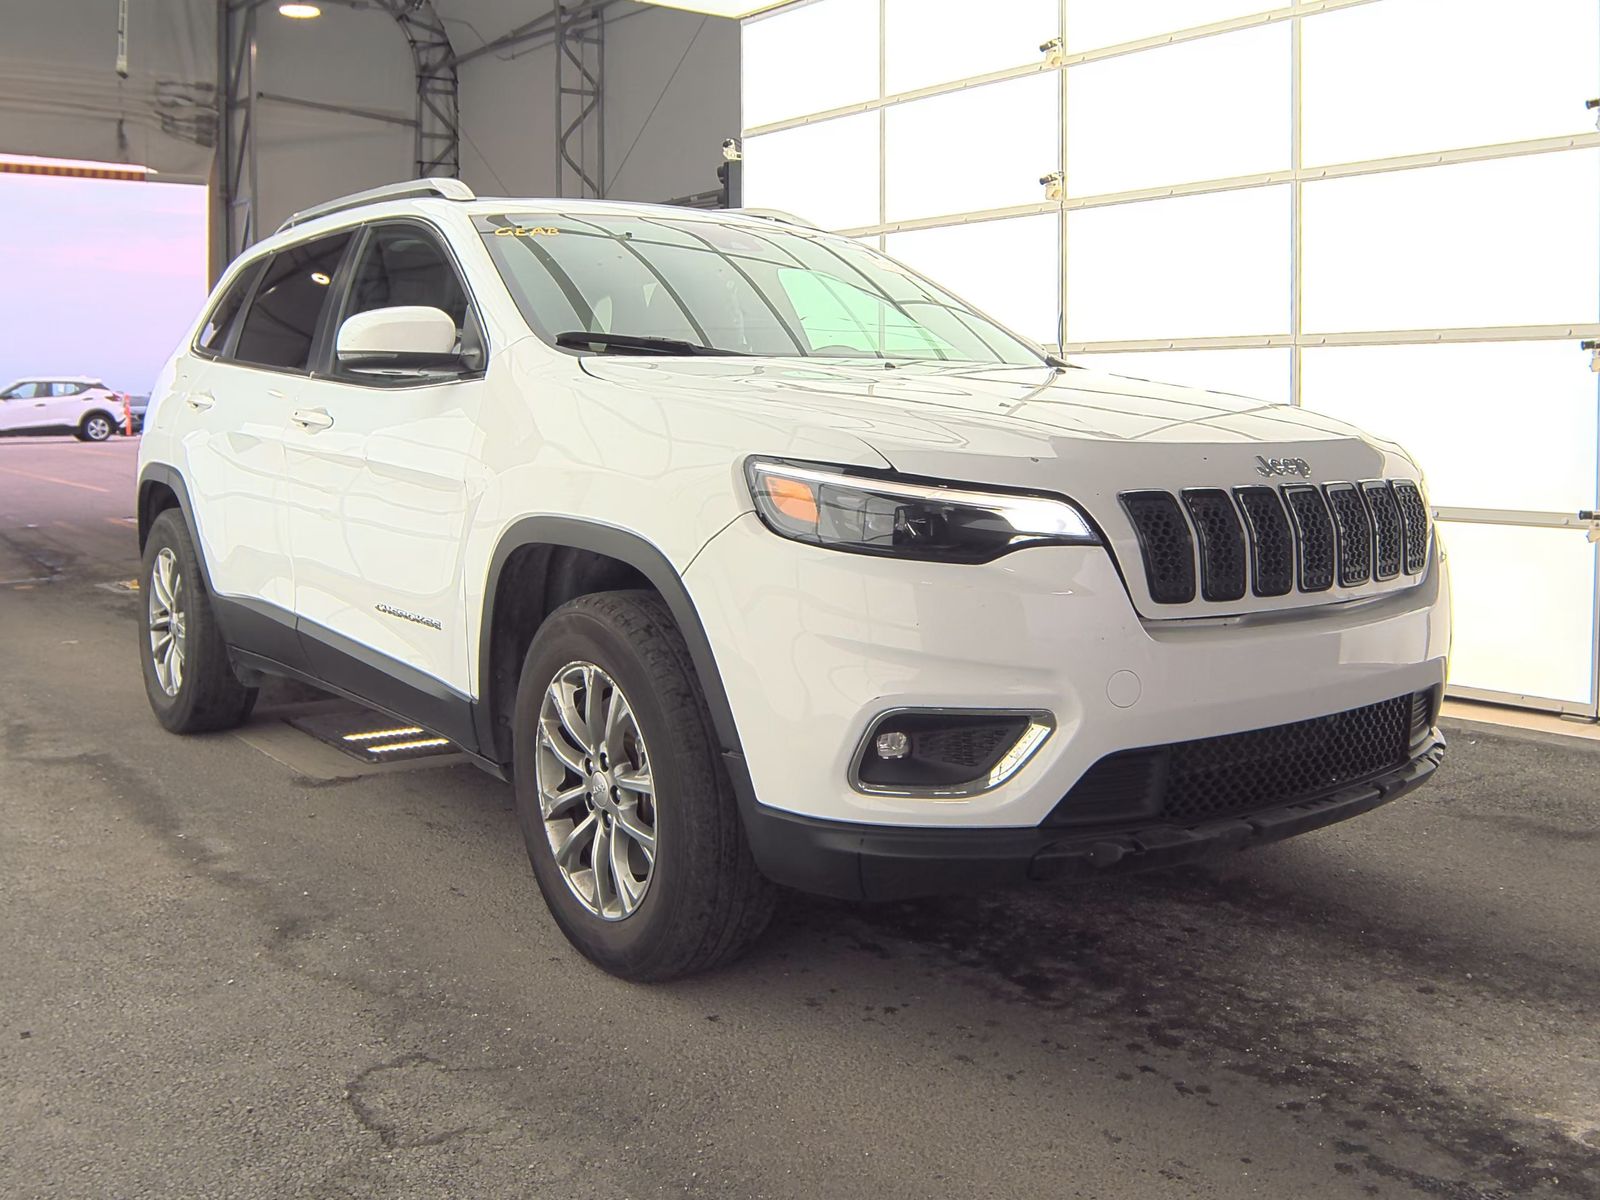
(1120, 480), (1429, 605)
(1043, 691), (1432, 828)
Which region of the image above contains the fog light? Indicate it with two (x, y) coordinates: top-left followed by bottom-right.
(875, 730), (910, 760)
(853, 710), (1055, 797)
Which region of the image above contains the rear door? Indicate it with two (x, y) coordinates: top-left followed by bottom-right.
(44, 382), (92, 431)
(284, 219), (488, 708)
(178, 233), (352, 631)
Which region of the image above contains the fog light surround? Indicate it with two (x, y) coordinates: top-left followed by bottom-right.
(851, 709), (1055, 799)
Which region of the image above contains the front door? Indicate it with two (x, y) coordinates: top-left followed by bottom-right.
(284, 221), (486, 726)
(0, 382), (50, 432)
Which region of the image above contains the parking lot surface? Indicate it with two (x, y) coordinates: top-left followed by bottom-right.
(2, 436), (1598, 1199)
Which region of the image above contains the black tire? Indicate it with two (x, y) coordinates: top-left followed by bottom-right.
(79, 411), (115, 442)
(512, 590), (775, 981)
(139, 509), (258, 734)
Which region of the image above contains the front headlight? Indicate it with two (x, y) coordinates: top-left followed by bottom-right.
(744, 458), (1099, 563)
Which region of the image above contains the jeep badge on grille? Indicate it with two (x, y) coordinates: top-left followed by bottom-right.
(1255, 455), (1312, 478)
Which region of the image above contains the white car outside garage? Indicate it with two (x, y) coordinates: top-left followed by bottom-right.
(0, 377), (124, 441)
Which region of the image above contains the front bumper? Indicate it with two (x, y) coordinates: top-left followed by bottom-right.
(738, 729), (1446, 901)
(685, 513), (1451, 830)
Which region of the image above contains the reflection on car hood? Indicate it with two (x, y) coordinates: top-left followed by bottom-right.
(568, 354), (1423, 622)
(575, 356), (1401, 477)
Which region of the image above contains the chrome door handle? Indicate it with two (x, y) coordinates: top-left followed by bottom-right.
(185, 392), (215, 411)
(290, 407), (334, 431)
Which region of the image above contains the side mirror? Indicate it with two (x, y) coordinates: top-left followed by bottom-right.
(336, 306), (463, 374)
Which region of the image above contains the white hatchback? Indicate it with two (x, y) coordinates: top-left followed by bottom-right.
(136, 179), (1450, 980)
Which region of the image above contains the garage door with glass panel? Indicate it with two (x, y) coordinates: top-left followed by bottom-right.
(740, 0), (1600, 719)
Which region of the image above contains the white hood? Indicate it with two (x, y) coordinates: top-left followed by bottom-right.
(577, 356), (1423, 620)
(576, 356), (1412, 484)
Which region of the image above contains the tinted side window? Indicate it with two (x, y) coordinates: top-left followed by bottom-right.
(7, 383), (44, 399)
(196, 265), (260, 357)
(233, 234), (351, 371)
(346, 225), (468, 328)
(51, 382), (85, 396)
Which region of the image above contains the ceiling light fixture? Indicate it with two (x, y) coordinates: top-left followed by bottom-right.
(278, 3), (322, 18)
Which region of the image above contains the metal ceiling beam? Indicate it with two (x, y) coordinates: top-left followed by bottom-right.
(255, 91), (417, 128)
(215, 0), (259, 272)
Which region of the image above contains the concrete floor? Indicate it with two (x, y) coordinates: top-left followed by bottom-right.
(2, 436), (1598, 1200)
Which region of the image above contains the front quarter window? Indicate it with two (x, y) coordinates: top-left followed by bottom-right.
(335, 223), (485, 379)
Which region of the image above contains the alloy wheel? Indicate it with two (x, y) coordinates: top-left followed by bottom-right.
(148, 547), (187, 697)
(86, 417), (111, 440)
(535, 661), (658, 921)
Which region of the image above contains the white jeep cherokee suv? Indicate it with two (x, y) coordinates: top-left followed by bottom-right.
(136, 179), (1449, 980)
(0, 376), (123, 441)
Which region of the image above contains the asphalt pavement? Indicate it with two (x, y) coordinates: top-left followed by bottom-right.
(2, 435), (1598, 1199)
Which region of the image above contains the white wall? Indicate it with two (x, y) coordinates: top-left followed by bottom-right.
(739, 0), (1600, 713)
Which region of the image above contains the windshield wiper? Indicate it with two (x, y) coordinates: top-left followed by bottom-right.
(555, 331), (745, 357)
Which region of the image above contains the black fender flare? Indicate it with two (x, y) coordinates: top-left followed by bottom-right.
(475, 517), (750, 776)
(136, 463), (216, 592)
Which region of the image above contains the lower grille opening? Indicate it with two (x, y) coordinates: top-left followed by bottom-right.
(1044, 691), (1431, 828)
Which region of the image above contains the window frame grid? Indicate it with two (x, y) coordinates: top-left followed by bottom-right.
(740, 0), (1600, 717)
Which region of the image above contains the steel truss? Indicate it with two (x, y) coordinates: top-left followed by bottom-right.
(556, 1), (605, 198)
(215, 0), (460, 269)
(381, 0), (461, 180)
(441, 0), (618, 201)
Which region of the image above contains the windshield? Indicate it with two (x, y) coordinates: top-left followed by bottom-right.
(478, 212), (1046, 365)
